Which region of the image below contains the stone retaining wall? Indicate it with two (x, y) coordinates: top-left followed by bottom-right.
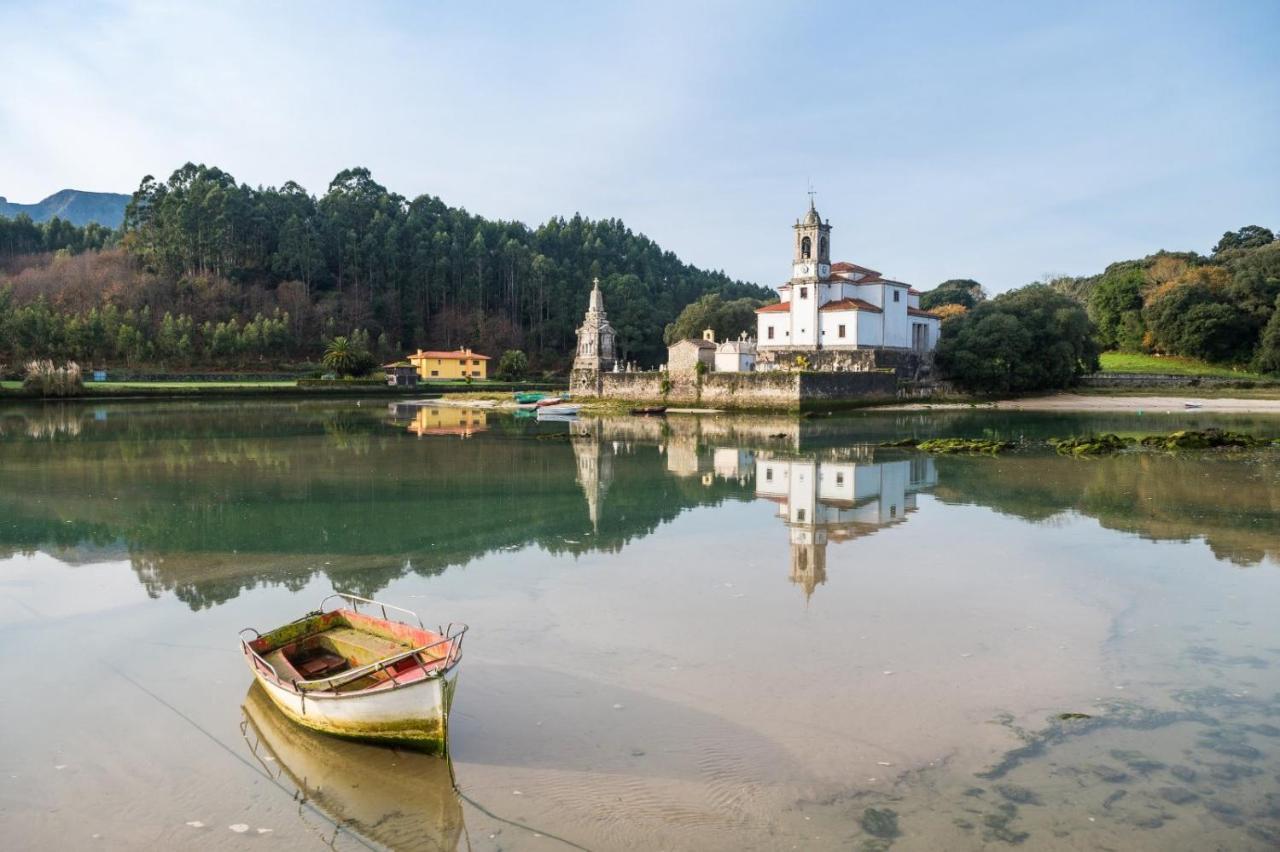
(1080, 372), (1276, 388)
(574, 369), (898, 411)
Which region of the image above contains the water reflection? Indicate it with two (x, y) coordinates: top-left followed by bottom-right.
(0, 403), (1275, 613)
(389, 403), (490, 439)
(756, 452), (937, 598)
(241, 683), (465, 850)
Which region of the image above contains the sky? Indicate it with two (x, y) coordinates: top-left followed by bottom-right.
(1, 0), (1278, 292)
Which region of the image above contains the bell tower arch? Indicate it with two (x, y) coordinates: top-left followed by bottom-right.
(792, 194), (831, 281)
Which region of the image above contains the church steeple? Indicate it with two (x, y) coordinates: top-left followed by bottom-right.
(793, 194), (831, 281)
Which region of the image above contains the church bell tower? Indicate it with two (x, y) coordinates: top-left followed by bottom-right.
(792, 195), (831, 281)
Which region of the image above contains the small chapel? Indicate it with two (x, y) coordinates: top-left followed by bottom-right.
(755, 199), (941, 355)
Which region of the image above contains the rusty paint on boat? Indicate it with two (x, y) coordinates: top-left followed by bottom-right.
(240, 593), (467, 752)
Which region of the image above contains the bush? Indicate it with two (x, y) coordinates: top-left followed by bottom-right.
(934, 285), (1100, 394)
(23, 360), (84, 397)
(495, 349), (528, 381)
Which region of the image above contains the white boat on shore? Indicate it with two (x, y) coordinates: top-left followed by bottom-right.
(537, 404), (581, 419)
(240, 593), (467, 752)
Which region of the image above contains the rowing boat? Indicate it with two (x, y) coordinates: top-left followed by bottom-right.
(240, 593), (467, 752)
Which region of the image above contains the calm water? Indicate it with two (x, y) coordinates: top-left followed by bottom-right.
(1, 401), (1279, 851)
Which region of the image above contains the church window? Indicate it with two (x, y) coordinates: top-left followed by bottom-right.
(838, 324), (846, 338)
(767, 326), (775, 340)
(836, 472), (844, 486)
(893, 290), (900, 303)
(766, 468), (773, 482)
(801, 236), (811, 259)
(799, 287), (808, 299)
(797, 508), (806, 522)
(819, 235), (828, 258)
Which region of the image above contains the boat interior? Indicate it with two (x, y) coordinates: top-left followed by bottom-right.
(249, 610), (452, 693)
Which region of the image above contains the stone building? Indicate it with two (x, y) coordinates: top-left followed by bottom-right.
(667, 328), (717, 374)
(756, 199), (941, 358)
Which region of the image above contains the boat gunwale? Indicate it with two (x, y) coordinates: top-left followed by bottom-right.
(241, 594), (467, 699)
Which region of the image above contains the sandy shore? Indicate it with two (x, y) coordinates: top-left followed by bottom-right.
(880, 393), (1280, 414)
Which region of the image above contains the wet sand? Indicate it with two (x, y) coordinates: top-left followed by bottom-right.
(882, 393), (1280, 414)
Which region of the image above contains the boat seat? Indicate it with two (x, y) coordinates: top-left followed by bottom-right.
(320, 626), (413, 666)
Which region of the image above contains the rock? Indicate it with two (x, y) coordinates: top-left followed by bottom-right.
(1048, 434), (1129, 455)
(1090, 764), (1130, 783)
(860, 807), (901, 839)
(1169, 765), (1197, 783)
(916, 437), (1014, 455)
(1158, 787), (1198, 805)
(994, 784), (1041, 805)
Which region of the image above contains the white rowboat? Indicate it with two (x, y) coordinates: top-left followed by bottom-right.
(240, 593), (467, 752)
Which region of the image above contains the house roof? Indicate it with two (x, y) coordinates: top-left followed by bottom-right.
(820, 298), (883, 314)
(671, 338), (716, 349)
(756, 302), (791, 313)
(907, 307), (942, 319)
(409, 349), (491, 360)
(908, 288), (923, 296)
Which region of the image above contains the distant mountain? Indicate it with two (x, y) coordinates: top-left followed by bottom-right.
(0, 189), (129, 228)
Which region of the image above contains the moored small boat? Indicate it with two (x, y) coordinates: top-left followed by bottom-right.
(535, 396), (565, 407)
(240, 593), (467, 752)
(631, 406), (667, 416)
(537, 404), (581, 418)
(514, 391), (546, 404)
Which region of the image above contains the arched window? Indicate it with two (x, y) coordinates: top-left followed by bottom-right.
(801, 236), (812, 259)
(819, 235), (828, 259)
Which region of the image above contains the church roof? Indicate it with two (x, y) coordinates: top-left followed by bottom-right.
(820, 298), (882, 314)
(755, 302), (791, 313)
(671, 338), (716, 349)
(907, 307), (942, 319)
(830, 261), (881, 278)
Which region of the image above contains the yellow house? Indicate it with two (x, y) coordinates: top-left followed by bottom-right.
(407, 348), (490, 380)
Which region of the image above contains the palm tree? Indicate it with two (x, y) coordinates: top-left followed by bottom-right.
(322, 336), (359, 376)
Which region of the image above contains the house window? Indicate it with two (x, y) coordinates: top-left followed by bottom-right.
(430, 370), (439, 376)
(838, 324), (846, 338)
(472, 360), (480, 365)
(893, 290), (900, 303)
(767, 326), (775, 340)
(766, 468), (773, 482)
(797, 508), (806, 522)
(799, 287), (808, 299)
(836, 472), (844, 485)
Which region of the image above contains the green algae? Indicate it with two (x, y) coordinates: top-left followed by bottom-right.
(1047, 434), (1130, 455)
(916, 437), (1014, 454)
(1139, 428), (1264, 450)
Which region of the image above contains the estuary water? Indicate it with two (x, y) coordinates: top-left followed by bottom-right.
(1, 400), (1278, 851)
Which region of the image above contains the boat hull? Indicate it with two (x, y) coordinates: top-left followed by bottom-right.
(244, 646), (459, 753)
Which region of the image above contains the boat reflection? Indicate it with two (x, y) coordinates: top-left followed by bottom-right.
(755, 452), (937, 598)
(240, 682), (466, 851)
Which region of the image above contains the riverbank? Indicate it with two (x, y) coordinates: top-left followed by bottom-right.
(879, 391), (1280, 414)
(0, 379), (563, 402)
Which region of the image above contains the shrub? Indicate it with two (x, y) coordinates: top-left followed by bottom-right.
(934, 285), (1100, 394)
(23, 360), (84, 397)
(495, 349), (528, 381)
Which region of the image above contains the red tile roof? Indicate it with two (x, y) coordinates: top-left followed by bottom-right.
(907, 307), (941, 319)
(820, 298), (882, 313)
(831, 261), (882, 277)
(755, 302), (791, 313)
(409, 349), (491, 360)
(908, 288), (923, 296)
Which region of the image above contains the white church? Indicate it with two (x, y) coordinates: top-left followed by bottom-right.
(756, 200), (941, 354)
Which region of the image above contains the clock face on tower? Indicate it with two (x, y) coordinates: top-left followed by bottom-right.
(794, 262), (812, 278)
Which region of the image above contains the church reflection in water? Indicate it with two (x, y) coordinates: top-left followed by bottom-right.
(756, 452), (936, 598)
(569, 416), (936, 600)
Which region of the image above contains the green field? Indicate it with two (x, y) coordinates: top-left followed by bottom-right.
(1099, 352), (1269, 380)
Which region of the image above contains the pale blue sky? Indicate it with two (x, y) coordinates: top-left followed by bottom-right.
(1, 1), (1277, 291)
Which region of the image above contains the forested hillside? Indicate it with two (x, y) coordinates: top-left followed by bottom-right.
(919, 225), (1280, 375)
(0, 163), (770, 371)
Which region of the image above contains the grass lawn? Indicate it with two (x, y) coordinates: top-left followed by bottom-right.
(89, 380), (297, 388)
(1099, 352), (1268, 380)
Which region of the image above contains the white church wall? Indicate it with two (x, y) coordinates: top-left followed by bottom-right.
(883, 285), (910, 348)
(857, 310), (883, 347)
(818, 309), (860, 348)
